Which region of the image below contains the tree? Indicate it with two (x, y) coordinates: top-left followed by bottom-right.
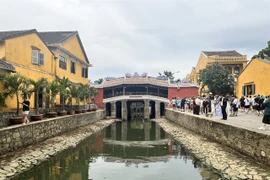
(198, 62), (234, 95)
(79, 84), (91, 109)
(94, 78), (103, 84)
(48, 80), (59, 112)
(158, 70), (180, 83)
(0, 72), (27, 116)
(28, 78), (48, 115)
(252, 41), (270, 59)
(57, 77), (70, 111)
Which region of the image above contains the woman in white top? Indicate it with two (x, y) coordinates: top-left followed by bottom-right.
(232, 96), (240, 116)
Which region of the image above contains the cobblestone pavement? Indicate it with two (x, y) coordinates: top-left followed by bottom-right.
(170, 108), (270, 135)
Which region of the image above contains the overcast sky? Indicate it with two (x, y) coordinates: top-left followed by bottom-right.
(0, 0), (269, 81)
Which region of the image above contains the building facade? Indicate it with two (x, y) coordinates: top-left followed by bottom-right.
(236, 57), (270, 98)
(0, 29), (91, 110)
(187, 50), (248, 94)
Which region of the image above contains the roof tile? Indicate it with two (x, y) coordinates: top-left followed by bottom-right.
(202, 50), (243, 57)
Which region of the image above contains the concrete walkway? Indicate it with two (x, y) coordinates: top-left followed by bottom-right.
(169, 109), (270, 135)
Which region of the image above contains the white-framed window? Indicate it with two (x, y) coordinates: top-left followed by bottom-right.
(32, 50), (44, 66)
(70, 61), (76, 74)
(82, 66), (88, 78)
(59, 55), (67, 70)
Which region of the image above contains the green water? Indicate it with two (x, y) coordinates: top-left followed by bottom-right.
(12, 121), (222, 180)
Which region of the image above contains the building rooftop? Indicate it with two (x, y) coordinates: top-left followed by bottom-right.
(93, 73), (199, 88)
(0, 59), (16, 72)
(39, 31), (77, 44)
(0, 29), (36, 41)
(202, 50), (243, 57)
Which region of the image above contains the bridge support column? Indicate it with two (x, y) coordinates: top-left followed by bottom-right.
(111, 102), (116, 118)
(122, 100), (127, 120)
(144, 100), (150, 120)
(155, 101), (160, 119)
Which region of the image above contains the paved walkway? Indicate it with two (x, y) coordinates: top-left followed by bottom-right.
(169, 109), (270, 135)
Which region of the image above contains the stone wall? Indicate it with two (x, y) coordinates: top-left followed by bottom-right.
(165, 109), (270, 166)
(0, 110), (106, 155)
(0, 104), (96, 128)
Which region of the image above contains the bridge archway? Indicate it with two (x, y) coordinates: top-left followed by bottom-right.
(116, 101), (122, 119)
(127, 101), (144, 121)
(160, 102), (165, 116)
(106, 103), (111, 116)
(149, 101), (156, 119)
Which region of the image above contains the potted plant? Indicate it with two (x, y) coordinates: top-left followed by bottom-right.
(75, 83), (83, 114)
(28, 78), (48, 121)
(88, 87), (98, 112)
(57, 77), (70, 116)
(47, 80), (59, 118)
(67, 83), (78, 115)
(0, 72), (27, 124)
(0, 92), (8, 111)
(80, 84), (90, 113)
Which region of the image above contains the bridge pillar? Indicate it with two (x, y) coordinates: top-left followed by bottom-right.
(122, 100), (127, 120)
(155, 125), (161, 140)
(144, 100), (150, 119)
(144, 121), (151, 141)
(121, 121), (127, 140)
(155, 101), (160, 119)
(111, 102), (116, 118)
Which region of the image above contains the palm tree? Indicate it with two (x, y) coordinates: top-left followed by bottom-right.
(0, 72), (27, 116)
(89, 87), (98, 104)
(48, 80), (59, 112)
(0, 92), (9, 109)
(28, 77), (48, 115)
(79, 84), (91, 110)
(67, 83), (79, 112)
(57, 76), (70, 112)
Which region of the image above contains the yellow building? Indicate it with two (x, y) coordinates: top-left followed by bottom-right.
(0, 29), (91, 110)
(188, 50), (248, 94)
(236, 57), (270, 98)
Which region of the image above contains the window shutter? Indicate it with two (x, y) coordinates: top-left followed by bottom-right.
(32, 50), (39, 64)
(82, 67), (84, 77)
(244, 86), (247, 96)
(242, 86), (244, 96)
(39, 53), (44, 65)
(85, 68), (88, 78)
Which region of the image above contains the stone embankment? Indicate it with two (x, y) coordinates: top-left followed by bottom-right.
(155, 119), (270, 180)
(0, 110), (105, 155)
(0, 119), (115, 180)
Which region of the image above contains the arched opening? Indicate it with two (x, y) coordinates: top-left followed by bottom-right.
(127, 101), (144, 121)
(160, 102), (165, 117)
(116, 101), (122, 119)
(149, 101), (156, 119)
(106, 103), (111, 116)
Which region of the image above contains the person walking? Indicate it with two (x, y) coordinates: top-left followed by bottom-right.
(220, 94), (228, 120)
(20, 97), (30, 124)
(195, 96), (200, 115)
(258, 95), (270, 130)
(232, 96), (239, 116)
(244, 96), (251, 114)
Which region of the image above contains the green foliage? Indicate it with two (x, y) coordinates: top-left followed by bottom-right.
(57, 77), (71, 111)
(198, 62), (234, 95)
(48, 80), (59, 111)
(79, 84), (91, 109)
(0, 92), (9, 108)
(28, 77), (48, 114)
(0, 72), (28, 115)
(158, 70), (180, 83)
(252, 41), (270, 59)
(94, 78), (103, 84)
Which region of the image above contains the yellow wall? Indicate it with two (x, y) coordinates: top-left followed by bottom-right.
(61, 35), (86, 62)
(0, 41), (5, 59)
(236, 58), (270, 98)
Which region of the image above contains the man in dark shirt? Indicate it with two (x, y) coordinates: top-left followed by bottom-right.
(20, 97), (30, 124)
(220, 94), (228, 120)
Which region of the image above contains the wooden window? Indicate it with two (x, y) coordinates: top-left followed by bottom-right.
(71, 61), (76, 74)
(39, 53), (44, 66)
(81, 67), (88, 78)
(32, 50), (39, 65)
(59, 55), (67, 70)
(242, 84), (255, 96)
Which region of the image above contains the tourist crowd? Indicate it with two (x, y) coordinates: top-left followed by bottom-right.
(170, 94), (270, 130)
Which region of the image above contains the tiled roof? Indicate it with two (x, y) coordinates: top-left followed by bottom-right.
(202, 50), (243, 57)
(96, 75), (199, 88)
(39, 31), (77, 44)
(39, 31), (90, 64)
(0, 29), (36, 41)
(0, 59), (16, 72)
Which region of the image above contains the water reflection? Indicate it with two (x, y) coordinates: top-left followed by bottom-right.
(12, 120), (221, 180)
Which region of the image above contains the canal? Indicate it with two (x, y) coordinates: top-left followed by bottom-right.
(12, 120), (221, 180)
